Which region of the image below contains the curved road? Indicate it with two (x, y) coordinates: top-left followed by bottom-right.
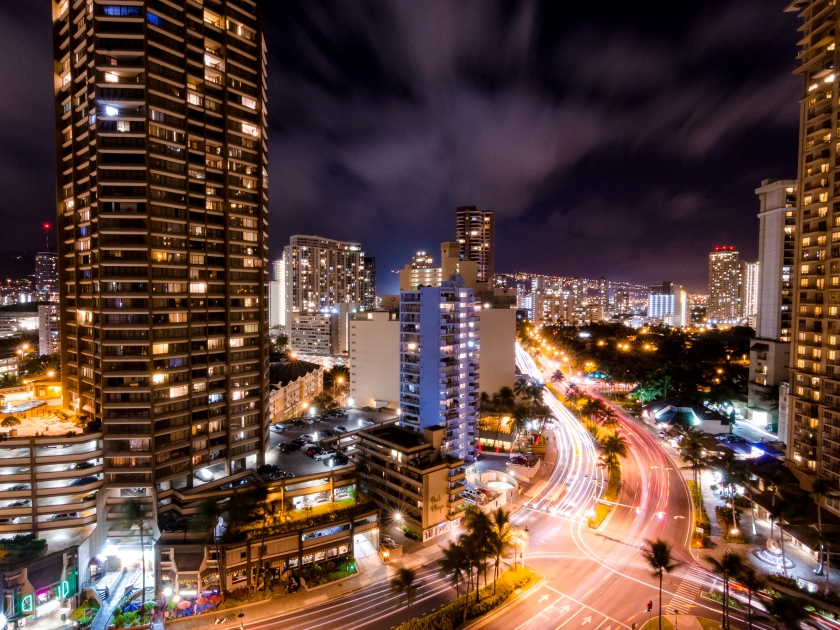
(234, 345), (780, 630)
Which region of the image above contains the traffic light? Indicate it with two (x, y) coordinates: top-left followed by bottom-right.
(646, 601), (653, 612)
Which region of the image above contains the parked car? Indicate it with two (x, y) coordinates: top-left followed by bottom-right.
(5, 499), (31, 508)
(279, 442), (302, 454)
(0, 517), (19, 525)
(8, 484), (30, 491)
(291, 437), (307, 445)
(73, 461), (96, 470)
(305, 446), (323, 457)
(335, 426), (347, 433)
(319, 429), (337, 437)
(69, 476), (99, 487)
(292, 419), (307, 427)
(258, 464), (281, 476)
(313, 450), (336, 460)
(270, 424), (286, 434)
(50, 512), (80, 521)
(195, 468), (215, 482)
(324, 453), (349, 466)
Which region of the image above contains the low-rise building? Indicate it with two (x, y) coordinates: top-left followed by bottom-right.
(268, 359), (325, 421)
(355, 423), (467, 541)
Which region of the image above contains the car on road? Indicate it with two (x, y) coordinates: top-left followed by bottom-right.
(278, 442), (302, 453)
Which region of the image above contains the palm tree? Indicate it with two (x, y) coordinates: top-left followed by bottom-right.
(760, 595), (807, 630)
(707, 551), (744, 630)
(390, 567), (417, 622)
(601, 407), (620, 429)
(437, 542), (468, 597)
(121, 500), (149, 610)
(712, 451), (744, 536)
(738, 565), (764, 630)
(464, 507), (493, 588)
(488, 508), (512, 592)
(643, 539), (679, 630)
(550, 370), (565, 386)
(765, 499), (795, 579)
(811, 477), (834, 577)
(599, 431), (628, 471)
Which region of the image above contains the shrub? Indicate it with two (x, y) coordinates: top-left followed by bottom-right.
(1, 416), (20, 427)
(402, 526), (421, 541)
(396, 568), (536, 630)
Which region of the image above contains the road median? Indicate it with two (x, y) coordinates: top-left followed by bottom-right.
(394, 567), (540, 630)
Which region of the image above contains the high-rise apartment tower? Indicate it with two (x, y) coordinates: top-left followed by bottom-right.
(52, 0), (269, 498)
(785, 0), (840, 503)
(708, 247), (743, 322)
(283, 235), (365, 325)
(455, 206), (494, 285)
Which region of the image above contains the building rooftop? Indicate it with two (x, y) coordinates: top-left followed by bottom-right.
(269, 359), (322, 388)
(365, 425), (430, 451)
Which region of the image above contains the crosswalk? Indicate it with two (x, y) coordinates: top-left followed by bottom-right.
(668, 565), (707, 610)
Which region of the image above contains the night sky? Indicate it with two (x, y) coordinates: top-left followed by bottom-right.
(0, 1), (800, 293)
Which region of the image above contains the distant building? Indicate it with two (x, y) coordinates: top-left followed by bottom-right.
(284, 235), (365, 326)
(476, 306), (516, 395)
(613, 291), (630, 313)
(742, 261), (760, 329)
(400, 276), (479, 462)
(708, 247), (743, 322)
(269, 255), (287, 330)
(399, 243), (477, 291)
(647, 282), (686, 327)
(268, 359), (325, 421)
(38, 303), (60, 356)
(455, 206), (495, 285)
(289, 314), (332, 358)
(34, 252), (58, 301)
(363, 256), (377, 310)
(597, 277), (609, 310)
(0, 356), (18, 379)
(349, 311), (400, 409)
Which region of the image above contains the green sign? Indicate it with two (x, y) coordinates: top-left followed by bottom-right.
(21, 594), (34, 613)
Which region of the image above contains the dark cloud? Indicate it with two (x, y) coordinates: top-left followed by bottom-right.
(0, 1), (799, 293)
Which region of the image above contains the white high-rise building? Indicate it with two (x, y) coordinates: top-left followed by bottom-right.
(269, 255), (286, 330)
(399, 276), (479, 461)
(744, 261), (760, 329)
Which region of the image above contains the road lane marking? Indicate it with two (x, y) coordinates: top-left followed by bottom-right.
(544, 585), (629, 629)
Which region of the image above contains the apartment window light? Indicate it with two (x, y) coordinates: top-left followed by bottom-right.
(105, 105), (118, 116)
(104, 73), (118, 83)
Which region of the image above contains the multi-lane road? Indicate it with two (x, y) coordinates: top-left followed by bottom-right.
(234, 345), (780, 630)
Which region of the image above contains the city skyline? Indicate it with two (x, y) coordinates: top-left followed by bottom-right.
(0, 2), (799, 294)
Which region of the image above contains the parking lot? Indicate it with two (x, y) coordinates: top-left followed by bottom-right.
(263, 407), (398, 478)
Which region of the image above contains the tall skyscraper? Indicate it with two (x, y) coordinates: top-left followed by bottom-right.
(455, 206), (495, 285)
(363, 256), (377, 310)
(597, 277), (610, 310)
(284, 235), (365, 325)
(786, 0), (840, 498)
(35, 251), (58, 301)
(755, 179), (797, 342)
(53, 0), (269, 500)
(399, 276), (479, 461)
(708, 247), (743, 322)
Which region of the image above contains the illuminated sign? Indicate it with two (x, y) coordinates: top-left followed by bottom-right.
(21, 594), (34, 613)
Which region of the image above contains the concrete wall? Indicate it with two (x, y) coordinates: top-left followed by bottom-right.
(478, 307), (516, 396)
(349, 312), (400, 408)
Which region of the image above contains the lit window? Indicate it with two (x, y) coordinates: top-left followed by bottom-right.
(147, 11), (161, 26)
(105, 106), (118, 116)
(190, 282), (206, 294)
(153, 343), (169, 355)
(241, 96), (256, 109)
(241, 123), (258, 137)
